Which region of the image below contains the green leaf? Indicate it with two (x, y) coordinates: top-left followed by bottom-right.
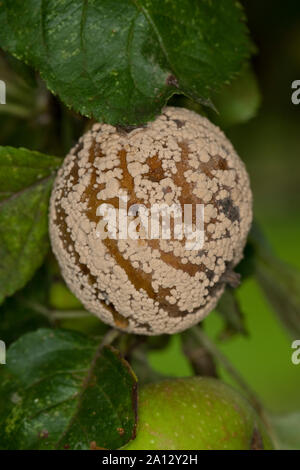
(0, 146), (61, 304)
(0, 0), (252, 125)
(0, 328), (138, 450)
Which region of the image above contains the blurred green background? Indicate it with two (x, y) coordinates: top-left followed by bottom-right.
(0, 0), (300, 448)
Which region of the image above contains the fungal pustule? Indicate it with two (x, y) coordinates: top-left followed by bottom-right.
(49, 107), (252, 335)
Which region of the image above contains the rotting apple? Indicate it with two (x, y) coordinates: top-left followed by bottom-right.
(49, 107), (252, 335)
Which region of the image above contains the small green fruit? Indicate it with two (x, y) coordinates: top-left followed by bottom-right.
(124, 377), (273, 450)
(49, 282), (83, 310)
(213, 66), (261, 128)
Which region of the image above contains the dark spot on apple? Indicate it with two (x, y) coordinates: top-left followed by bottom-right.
(174, 119), (184, 128)
(218, 197), (240, 223)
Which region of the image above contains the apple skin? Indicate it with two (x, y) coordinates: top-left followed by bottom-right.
(123, 377), (273, 450)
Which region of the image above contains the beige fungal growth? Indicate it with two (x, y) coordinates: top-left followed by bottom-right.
(49, 107), (252, 335)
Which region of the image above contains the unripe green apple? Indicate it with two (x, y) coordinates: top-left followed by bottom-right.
(49, 281), (83, 310)
(212, 66), (261, 128)
(123, 377), (273, 450)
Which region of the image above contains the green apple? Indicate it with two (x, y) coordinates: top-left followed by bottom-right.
(49, 281), (83, 310)
(123, 377), (273, 450)
(212, 66), (261, 128)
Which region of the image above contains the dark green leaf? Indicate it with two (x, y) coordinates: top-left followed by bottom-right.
(0, 146), (61, 201)
(0, 146), (61, 304)
(0, 0), (252, 125)
(0, 328), (137, 450)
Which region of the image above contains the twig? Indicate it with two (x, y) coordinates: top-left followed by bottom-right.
(99, 328), (122, 348)
(51, 310), (93, 319)
(22, 298), (94, 321)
